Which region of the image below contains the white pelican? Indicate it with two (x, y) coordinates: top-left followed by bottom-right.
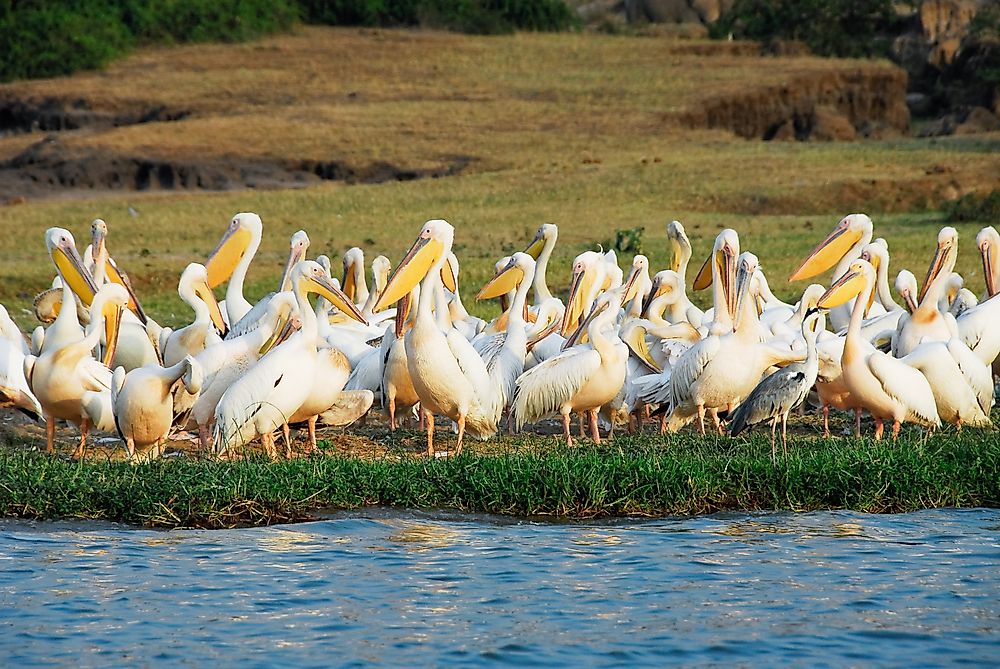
(283, 343), (353, 455)
(621, 255), (652, 321)
(660, 244), (805, 434)
(34, 228), (96, 355)
(189, 292), (298, 449)
(381, 292), (420, 430)
(205, 212), (263, 326)
(898, 338), (992, 430)
(524, 223), (559, 307)
(896, 270), (919, 314)
(213, 261), (364, 457)
(729, 310), (825, 459)
(513, 292), (627, 446)
(474, 251), (535, 402)
(665, 220), (704, 327)
(894, 227), (959, 357)
(341, 246), (369, 306)
(817, 260), (939, 439)
(0, 306), (42, 420)
(278, 231), (311, 293)
(790, 213), (874, 330)
(977, 226), (999, 300)
(161, 263), (227, 367)
(371, 219), (517, 456)
(111, 356), (203, 460)
(26, 284), (127, 456)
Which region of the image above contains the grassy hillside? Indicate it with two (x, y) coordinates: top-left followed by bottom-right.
(0, 27), (999, 326)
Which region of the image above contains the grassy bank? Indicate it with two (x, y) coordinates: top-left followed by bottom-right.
(2, 431), (997, 528)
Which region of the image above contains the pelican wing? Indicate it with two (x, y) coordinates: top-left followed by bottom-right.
(513, 347), (601, 427)
(77, 358), (113, 392)
(958, 297), (1000, 365)
(667, 335), (721, 409)
(225, 292), (277, 339)
(867, 351), (939, 426)
(947, 338), (995, 417)
(445, 328), (492, 405)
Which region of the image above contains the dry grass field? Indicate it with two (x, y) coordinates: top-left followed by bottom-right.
(1, 26), (998, 325)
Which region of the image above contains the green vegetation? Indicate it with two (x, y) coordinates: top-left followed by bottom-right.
(944, 189), (1000, 224)
(1, 431), (997, 528)
(709, 0), (899, 58)
(0, 0), (573, 82)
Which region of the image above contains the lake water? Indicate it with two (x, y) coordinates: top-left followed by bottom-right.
(1, 508), (998, 667)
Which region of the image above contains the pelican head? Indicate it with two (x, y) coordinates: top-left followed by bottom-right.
(733, 252), (760, 330)
(341, 246), (365, 302)
(91, 283), (129, 366)
(561, 250), (606, 337)
(563, 292), (615, 349)
(818, 260), (875, 312)
(801, 309), (826, 343)
(292, 260), (366, 325)
(790, 213), (873, 282)
(374, 219), (454, 312)
(859, 241), (888, 277)
(896, 270), (918, 314)
(620, 255), (649, 307)
(977, 226), (999, 298)
(277, 230), (310, 293)
(797, 283), (827, 314)
(665, 220), (692, 273)
(918, 226), (958, 303)
(90, 219), (108, 261)
(371, 255), (392, 300)
(640, 269), (683, 317)
(205, 212), (262, 288)
(693, 228), (739, 323)
(46, 227), (98, 305)
(179, 263), (227, 335)
(478, 252), (536, 300)
(525, 223), (558, 259)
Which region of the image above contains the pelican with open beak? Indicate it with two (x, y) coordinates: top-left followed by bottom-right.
(213, 260), (365, 458)
(26, 283), (129, 457)
(561, 251), (607, 338)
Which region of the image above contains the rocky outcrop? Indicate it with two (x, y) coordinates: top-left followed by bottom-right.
(622, 0), (732, 24)
(679, 67), (909, 141)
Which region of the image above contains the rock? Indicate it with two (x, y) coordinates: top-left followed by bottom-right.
(906, 92), (934, 116)
(626, 0), (700, 23)
(810, 106), (857, 141)
(691, 0), (732, 23)
(920, 0), (981, 67)
(955, 106), (1000, 134)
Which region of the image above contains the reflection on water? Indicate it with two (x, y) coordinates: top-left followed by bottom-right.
(1, 509), (998, 667)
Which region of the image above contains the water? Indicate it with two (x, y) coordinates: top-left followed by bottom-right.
(1, 509), (998, 667)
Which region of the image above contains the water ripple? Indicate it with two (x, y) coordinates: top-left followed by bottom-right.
(0, 509), (998, 667)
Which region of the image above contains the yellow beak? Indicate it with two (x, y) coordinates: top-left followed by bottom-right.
(375, 236), (444, 312)
(441, 255), (459, 293)
(982, 244), (997, 298)
(524, 233), (546, 259)
(478, 260), (524, 301)
(307, 275), (367, 325)
(622, 324), (661, 372)
(918, 244), (951, 304)
(102, 303), (123, 367)
(194, 279), (227, 335)
(818, 269), (866, 310)
(790, 224), (863, 282)
(205, 226), (252, 288)
(560, 268), (590, 337)
(53, 245), (98, 307)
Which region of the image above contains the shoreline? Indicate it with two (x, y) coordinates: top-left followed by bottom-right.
(3, 431), (997, 528)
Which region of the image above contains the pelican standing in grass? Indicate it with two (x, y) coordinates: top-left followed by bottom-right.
(111, 356), (203, 461)
(893, 227), (959, 357)
(213, 261), (364, 458)
(790, 213), (874, 331)
(514, 292), (627, 446)
(817, 260), (939, 439)
(26, 284), (127, 457)
(371, 219), (517, 456)
(728, 310), (825, 460)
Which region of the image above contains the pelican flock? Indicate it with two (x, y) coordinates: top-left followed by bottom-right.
(2, 212), (997, 462)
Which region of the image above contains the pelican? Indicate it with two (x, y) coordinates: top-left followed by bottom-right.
(896, 270), (919, 314)
(665, 220), (704, 327)
(160, 263), (227, 367)
(381, 292), (419, 430)
(443, 252), (486, 339)
(111, 356), (203, 460)
(283, 343), (354, 455)
(205, 212), (263, 326)
(894, 227), (959, 357)
(372, 219), (516, 456)
(524, 223), (559, 307)
(213, 261), (364, 457)
(620, 255), (652, 321)
(34, 228), (96, 355)
(898, 338), (993, 430)
(817, 260), (939, 439)
(977, 226), (999, 300)
(341, 246), (369, 306)
(790, 213), (874, 330)
(224, 226), (310, 338)
(729, 310), (825, 459)
(189, 292), (298, 449)
(513, 292), (627, 446)
(26, 284), (127, 456)
(0, 306), (42, 419)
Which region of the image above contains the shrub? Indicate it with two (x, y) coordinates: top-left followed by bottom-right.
(709, 0), (899, 59)
(943, 189), (1000, 223)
